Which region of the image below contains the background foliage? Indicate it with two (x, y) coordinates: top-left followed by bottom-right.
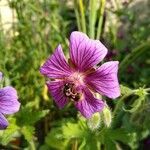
(0, 0), (149, 149)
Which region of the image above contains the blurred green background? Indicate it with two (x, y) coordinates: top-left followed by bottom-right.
(0, 0), (150, 149)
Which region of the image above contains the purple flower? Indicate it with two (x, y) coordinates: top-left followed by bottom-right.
(40, 31), (120, 118)
(0, 72), (20, 129)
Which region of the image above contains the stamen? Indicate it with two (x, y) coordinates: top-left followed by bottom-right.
(63, 83), (81, 101)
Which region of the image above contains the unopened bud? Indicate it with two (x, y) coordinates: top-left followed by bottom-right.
(87, 112), (101, 131)
(102, 106), (112, 128)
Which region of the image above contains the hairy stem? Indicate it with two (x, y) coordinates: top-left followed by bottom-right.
(113, 87), (150, 116)
(113, 91), (134, 116)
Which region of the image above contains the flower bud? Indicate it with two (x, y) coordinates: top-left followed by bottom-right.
(102, 106), (112, 128)
(87, 112), (101, 131)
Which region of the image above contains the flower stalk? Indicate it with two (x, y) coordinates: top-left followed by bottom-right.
(113, 87), (150, 116)
(89, 0), (97, 38)
(96, 0), (106, 39)
(74, 0), (82, 31)
(78, 0), (87, 33)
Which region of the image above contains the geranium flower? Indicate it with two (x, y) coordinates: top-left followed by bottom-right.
(40, 31), (120, 118)
(0, 72), (20, 129)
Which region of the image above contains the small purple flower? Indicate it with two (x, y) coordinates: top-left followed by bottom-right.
(0, 72), (20, 129)
(40, 31), (120, 118)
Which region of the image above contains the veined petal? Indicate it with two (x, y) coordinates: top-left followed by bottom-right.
(47, 80), (68, 108)
(75, 87), (104, 118)
(40, 45), (72, 78)
(69, 31), (108, 72)
(86, 61), (120, 99)
(0, 113), (8, 130)
(0, 86), (20, 115)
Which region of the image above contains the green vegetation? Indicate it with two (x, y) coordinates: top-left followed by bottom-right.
(0, 0), (149, 149)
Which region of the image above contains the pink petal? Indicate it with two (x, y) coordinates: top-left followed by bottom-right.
(40, 45), (72, 79)
(0, 86), (20, 115)
(0, 113), (8, 129)
(46, 80), (68, 108)
(69, 31), (108, 72)
(75, 87), (104, 118)
(86, 61), (120, 99)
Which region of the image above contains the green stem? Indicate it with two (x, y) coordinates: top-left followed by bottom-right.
(96, 0), (106, 39)
(98, 141), (101, 150)
(79, 0), (86, 33)
(89, 0), (97, 38)
(72, 139), (78, 150)
(113, 87), (150, 116)
(74, 0), (82, 31)
(113, 91), (134, 116)
(29, 140), (36, 150)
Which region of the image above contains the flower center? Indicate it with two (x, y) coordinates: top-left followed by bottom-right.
(63, 83), (81, 101)
(69, 72), (84, 86)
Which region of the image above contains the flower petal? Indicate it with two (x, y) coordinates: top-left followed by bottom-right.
(40, 45), (72, 78)
(69, 31), (108, 71)
(75, 87), (104, 118)
(0, 113), (8, 130)
(46, 80), (68, 108)
(86, 61), (120, 99)
(0, 86), (20, 115)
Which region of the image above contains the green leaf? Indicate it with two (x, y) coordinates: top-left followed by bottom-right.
(16, 107), (49, 126)
(106, 128), (132, 144)
(39, 144), (50, 150)
(105, 138), (117, 150)
(102, 128), (135, 149)
(45, 120), (89, 150)
(62, 122), (87, 139)
(85, 137), (100, 150)
(78, 138), (86, 150)
(21, 125), (35, 142)
(0, 118), (19, 145)
(45, 128), (69, 150)
(78, 136), (100, 150)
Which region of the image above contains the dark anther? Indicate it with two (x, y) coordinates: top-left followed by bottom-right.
(63, 83), (81, 101)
